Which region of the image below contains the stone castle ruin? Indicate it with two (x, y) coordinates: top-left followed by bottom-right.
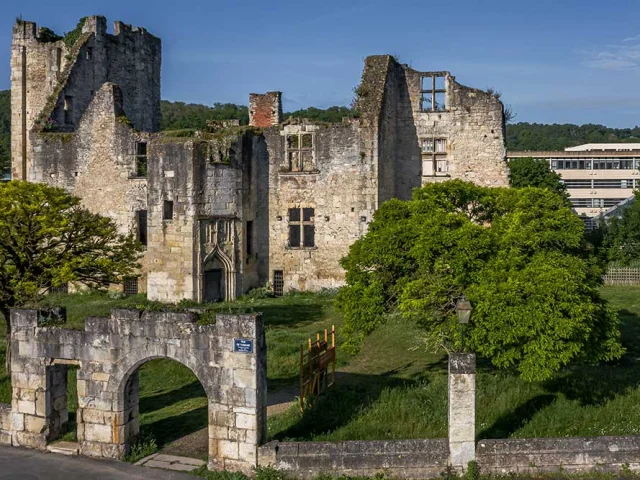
(11, 15), (509, 303)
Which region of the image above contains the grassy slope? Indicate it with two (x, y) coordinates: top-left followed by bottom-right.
(1, 286), (640, 446)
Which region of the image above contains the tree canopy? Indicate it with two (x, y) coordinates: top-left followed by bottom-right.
(508, 156), (567, 197)
(337, 180), (623, 381)
(161, 101), (250, 130)
(590, 192), (640, 265)
(0, 182), (143, 329)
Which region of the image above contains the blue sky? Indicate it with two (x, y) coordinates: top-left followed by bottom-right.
(1, 0), (640, 127)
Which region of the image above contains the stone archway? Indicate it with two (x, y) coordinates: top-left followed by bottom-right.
(4, 308), (267, 474)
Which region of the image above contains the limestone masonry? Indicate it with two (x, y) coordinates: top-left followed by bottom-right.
(0, 308), (267, 473)
(11, 15), (509, 302)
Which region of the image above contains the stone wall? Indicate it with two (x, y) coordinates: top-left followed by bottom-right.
(2, 308), (267, 473)
(258, 439), (450, 479)
(263, 120), (377, 292)
(28, 83), (149, 292)
(11, 15), (161, 181)
(146, 130), (259, 302)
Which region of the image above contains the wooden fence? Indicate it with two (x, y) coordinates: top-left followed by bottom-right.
(604, 267), (640, 286)
(299, 326), (336, 411)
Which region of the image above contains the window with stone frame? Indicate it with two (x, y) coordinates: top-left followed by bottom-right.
(422, 138), (449, 176)
(135, 142), (148, 177)
(64, 96), (74, 125)
(287, 207), (315, 248)
(421, 75), (446, 112)
(285, 133), (314, 172)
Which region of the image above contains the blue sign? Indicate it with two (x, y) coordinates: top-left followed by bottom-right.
(233, 338), (254, 354)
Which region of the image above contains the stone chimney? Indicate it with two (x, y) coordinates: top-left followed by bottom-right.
(249, 92), (282, 128)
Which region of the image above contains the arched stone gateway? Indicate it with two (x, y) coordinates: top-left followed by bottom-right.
(0, 309), (267, 474)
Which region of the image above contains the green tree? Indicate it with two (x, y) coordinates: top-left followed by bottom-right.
(337, 180), (623, 381)
(508, 157), (567, 197)
(591, 192), (640, 264)
(0, 182), (143, 369)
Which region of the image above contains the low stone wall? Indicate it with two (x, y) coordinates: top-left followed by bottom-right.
(258, 436), (640, 478)
(478, 436), (640, 473)
(258, 439), (449, 479)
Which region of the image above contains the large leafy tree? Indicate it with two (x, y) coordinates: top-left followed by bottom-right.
(0, 182), (143, 367)
(508, 157), (567, 198)
(337, 180), (623, 381)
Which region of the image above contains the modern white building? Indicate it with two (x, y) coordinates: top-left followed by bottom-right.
(507, 144), (640, 223)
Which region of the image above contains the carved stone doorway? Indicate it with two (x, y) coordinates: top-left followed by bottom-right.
(204, 268), (224, 302)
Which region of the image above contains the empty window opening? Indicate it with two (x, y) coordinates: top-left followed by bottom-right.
(273, 270), (284, 297)
(421, 75), (446, 112)
(123, 277), (139, 296)
(56, 48), (62, 70)
(422, 138), (449, 176)
(46, 364), (79, 444)
(163, 200), (174, 221)
(86, 47), (93, 60)
(288, 207), (315, 248)
(285, 133), (314, 172)
(136, 210), (148, 247)
(135, 142), (147, 177)
(64, 96), (73, 125)
(246, 220), (254, 256)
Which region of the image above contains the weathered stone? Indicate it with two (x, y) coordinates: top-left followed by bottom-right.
(5, 308), (266, 475)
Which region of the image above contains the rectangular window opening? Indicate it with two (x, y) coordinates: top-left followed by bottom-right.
(123, 278), (139, 296)
(136, 210), (148, 247)
(287, 207), (316, 248)
(135, 142), (147, 177)
(246, 221), (253, 256)
(163, 200), (174, 221)
(64, 96), (73, 125)
(421, 75), (447, 112)
(284, 133), (314, 172)
(86, 47), (93, 60)
(273, 271), (284, 297)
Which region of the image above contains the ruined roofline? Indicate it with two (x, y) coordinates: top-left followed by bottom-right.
(12, 15), (160, 43)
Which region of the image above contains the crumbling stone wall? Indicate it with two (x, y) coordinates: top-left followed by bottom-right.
(262, 119), (377, 292)
(11, 15), (161, 181)
(28, 83), (149, 291)
(0, 309), (266, 473)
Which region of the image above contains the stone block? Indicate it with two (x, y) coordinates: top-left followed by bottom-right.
(235, 413), (255, 430)
(219, 440), (239, 460)
(24, 415), (47, 434)
(83, 422), (113, 443)
(238, 442), (257, 464)
(16, 400), (36, 415)
(233, 369), (256, 389)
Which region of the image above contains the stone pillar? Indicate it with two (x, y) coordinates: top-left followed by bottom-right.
(448, 353), (475, 468)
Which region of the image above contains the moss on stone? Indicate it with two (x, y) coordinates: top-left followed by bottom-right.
(63, 17), (87, 49)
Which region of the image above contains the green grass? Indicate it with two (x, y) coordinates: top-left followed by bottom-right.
(3, 286), (640, 450)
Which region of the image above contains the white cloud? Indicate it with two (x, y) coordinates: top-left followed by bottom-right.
(584, 39), (640, 70)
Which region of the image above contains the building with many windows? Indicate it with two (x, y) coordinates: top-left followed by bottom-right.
(12, 15), (509, 301)
(507, 144), (640, 223)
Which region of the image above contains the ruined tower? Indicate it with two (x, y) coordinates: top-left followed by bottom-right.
(10, 16), (161, 180)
